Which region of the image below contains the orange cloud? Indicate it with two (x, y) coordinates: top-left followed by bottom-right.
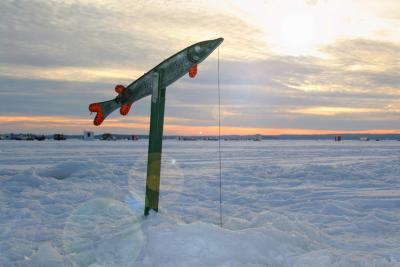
(0, 65), (144, 83)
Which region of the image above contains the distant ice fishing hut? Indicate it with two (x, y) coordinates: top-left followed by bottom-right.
(54, 134), (66, 141)
(83, 131), (94, 140)
(254, 134), (262, 141)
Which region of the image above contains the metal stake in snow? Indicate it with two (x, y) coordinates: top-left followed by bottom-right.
(88, 38), (224, 216)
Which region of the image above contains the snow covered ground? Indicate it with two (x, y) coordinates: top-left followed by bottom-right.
(0, 140), (399, 266)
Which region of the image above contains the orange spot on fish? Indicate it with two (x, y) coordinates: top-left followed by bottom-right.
(120, 103), (132, 116)
(89, 103), (104, 126)
(115, 84), (125, 94)
(188, 64), (198, 78)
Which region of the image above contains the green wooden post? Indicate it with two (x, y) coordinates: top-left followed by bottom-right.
(144, 71), (166, 216)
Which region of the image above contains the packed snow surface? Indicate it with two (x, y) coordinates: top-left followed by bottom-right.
(0, 140), (399, 266)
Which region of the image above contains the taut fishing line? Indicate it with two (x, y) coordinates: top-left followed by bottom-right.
(217, 47), (223, 227)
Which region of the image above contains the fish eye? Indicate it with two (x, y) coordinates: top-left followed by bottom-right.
(187, 46), (202, 62)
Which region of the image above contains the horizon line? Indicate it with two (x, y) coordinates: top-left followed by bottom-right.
(2, 132), (400, 137)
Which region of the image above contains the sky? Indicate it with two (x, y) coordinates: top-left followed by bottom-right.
(0, 0), (399, 135)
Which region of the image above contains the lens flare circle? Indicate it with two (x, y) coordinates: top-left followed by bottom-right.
(127, 152), (185, 213)
(63, 198), (144, 267)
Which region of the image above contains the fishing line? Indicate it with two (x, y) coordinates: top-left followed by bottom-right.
(217, 47), (223, 227)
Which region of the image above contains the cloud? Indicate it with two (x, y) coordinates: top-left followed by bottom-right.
(323, 38), (400, 72)
(0, 0), (263, 70)
(0, 1), (399, 134)
(1, 44), (399, 132)
(0, 65), (143, 83)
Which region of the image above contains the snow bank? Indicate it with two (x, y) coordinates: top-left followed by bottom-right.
(37, 160), (106, 180)
(141, 212), (309, 267)
(2, 169), (44, 193)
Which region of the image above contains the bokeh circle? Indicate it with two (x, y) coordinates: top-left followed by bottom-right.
(127, 152), (185, 214)
(63, 198), (144, 267)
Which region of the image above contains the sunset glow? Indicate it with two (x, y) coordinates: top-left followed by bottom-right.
(1, 115), (398, 136)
